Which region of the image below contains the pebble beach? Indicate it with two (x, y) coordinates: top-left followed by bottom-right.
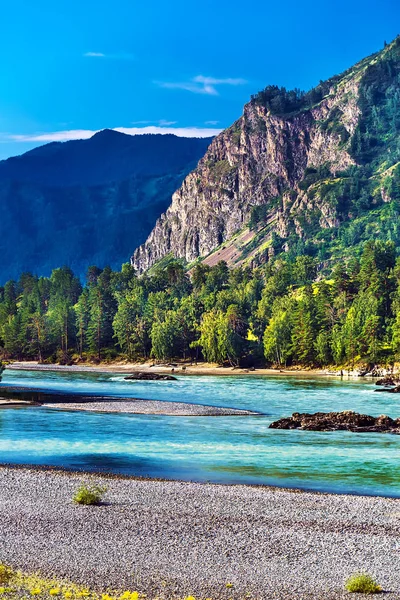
(1, 466), (400, 599)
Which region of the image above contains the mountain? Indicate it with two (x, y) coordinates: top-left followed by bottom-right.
(0, 131), (212, 282)
(132, 38), (400, 273)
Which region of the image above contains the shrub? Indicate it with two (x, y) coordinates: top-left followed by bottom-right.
(73, 483), (107, 506)
(0, 564), (13, 584)
(345, 573), (382, 594)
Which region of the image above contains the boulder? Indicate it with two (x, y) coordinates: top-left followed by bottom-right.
(376, 374), (400, 387)
(124, 371), (177, 381)
(269, 411), (400, 433)
(375, 385), (400, 393)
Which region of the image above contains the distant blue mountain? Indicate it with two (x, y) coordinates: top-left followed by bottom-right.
(0, 130), (212, 282)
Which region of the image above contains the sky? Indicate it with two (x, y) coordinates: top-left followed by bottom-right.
(0, 0), (399, 159)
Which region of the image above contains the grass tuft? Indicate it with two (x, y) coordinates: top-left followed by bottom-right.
(345, 573), (382, 594)
(73, 483), (107, 506)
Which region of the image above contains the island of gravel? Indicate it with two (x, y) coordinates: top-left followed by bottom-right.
(0, 386), (257, 416)
(0, 466), (399, 600)
(42, 398), (256, 416)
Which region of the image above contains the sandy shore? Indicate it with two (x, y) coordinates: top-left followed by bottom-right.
(8, 360), (330, 378)
(0, 466), (399, 599)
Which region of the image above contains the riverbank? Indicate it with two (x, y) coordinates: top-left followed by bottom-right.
(1, 466), (399, 599)
(7, 360), (332, 378)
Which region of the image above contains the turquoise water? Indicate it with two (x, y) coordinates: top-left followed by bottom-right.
(1, 368), (400, 496)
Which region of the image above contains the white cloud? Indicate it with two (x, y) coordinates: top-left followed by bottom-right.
(7, 125), (222, 144)
(115, 126), (220, 138)
(158, 81), (216, 95)
(157, 75), (247, 96)
(194, 76), (246, 86)
(158, 119), (177, 126)
(10, 130), (96, 142)
(83, 52), (135, 61)
(205, 120), (219, 125)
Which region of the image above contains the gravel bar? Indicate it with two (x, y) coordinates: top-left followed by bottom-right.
(0, 386), (258, 416)
(1, 467), (400, 599)
(42, 399), (257, 416)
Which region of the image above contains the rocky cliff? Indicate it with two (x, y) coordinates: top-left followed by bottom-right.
(132, 38), (400, 272)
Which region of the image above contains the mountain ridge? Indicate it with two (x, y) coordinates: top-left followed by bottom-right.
(132, 37), (400, 273)
(0, 132), (212, 282)
(0, 131), (213, 186)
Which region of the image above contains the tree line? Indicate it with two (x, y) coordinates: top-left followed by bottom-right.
(0, 240), (400, 368)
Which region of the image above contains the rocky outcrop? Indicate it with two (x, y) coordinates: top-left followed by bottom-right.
(269, 411), (400, 433)
(132, 38), (400, 273)
(132, 59), (365, 273)
(376, 375), (400, 386)
(375, 386), (400, 393)
(124, 372), (177, 381)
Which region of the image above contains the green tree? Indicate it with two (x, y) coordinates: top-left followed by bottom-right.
(151, 310), (182, 360)
(47, 267), (81, 360)
(87, 267), (117, 360)
(291, 287), (317, 365)
(74, 289), (90, 358)
(113, 288), (150, 358)
(263, 297), (293, 366)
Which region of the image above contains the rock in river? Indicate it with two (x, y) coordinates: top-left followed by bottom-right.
(124, 371), (177, 381)
(269, 411), (400, 433)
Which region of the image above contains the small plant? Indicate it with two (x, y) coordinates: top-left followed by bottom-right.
(72, 483), (107, 506)
(0, 564), (13, 585)
(345, 573), (382, 594)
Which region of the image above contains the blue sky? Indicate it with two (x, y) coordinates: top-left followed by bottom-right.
(0, 0), (398, 159)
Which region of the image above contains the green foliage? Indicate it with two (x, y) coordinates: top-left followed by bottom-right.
(72, 483), (107, 506)
(249, 204), (270, 230)
(0, 236), (399, 369)
(151, 311), (182, 360)
(196, 304), (247, 366)
(319, 107), (350, 144)
(250, 79), (336, 115)
(345, 573), (382, 594)
(87, 267), (117, 360)
(0, 564), (13, 584)
(208, 159), (236, 181)
(351, 38), (400, 167)
(263, 297), (293, 366)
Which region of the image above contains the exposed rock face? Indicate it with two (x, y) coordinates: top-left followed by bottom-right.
(124, 372), (177, 381)
(132, 38), (400, 273)
(132, 69), (361, 272)
(269, 411), (400, 433)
